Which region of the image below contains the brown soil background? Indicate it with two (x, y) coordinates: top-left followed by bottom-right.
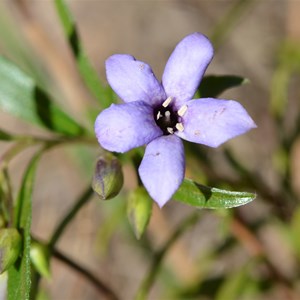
(0, 1), (299, 299)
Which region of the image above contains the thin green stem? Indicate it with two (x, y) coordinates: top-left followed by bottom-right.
(0, 140), (35, 170)
(31, 186), (95, 300)
(0, 135), (96, 173)
(210, 0), (256, 49)
(223, 148), (294, 220)
(134, 212), (200, 300)
(48, 186), (94, 249)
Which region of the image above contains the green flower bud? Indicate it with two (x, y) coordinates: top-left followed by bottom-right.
(92, 154), (124, 200)
(127, 187), (152, 239)
(0, 228), (22, 273)
(30, 241), (50, 279)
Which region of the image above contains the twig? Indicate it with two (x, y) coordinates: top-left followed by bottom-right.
(53, 247), (119, 300)
(31, 186), (95, 299)
(48, 186), (94, 249)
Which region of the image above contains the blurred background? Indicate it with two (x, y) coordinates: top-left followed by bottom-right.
(0, 0), (300, 299)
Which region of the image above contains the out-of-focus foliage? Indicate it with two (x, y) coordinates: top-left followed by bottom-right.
(7, 151), (42, 300)
(0, 0), (299, 299)
(0, 57), (85, 136)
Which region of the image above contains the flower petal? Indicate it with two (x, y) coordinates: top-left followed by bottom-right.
(162, 33), (214, 107)
(106, 54), (166, 105)
(139, 135), (185, 207)
(176, 98), (257, 147)
(95, 101), (162, 153)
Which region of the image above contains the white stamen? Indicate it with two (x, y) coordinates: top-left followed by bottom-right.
(162, 96), (172, 108)
(156, 111), (162, 120)
(164, 111), (171, 118)
(178, 105), (188, 117)
(167, 127), (174, 134)
(176, 122), (184, 132)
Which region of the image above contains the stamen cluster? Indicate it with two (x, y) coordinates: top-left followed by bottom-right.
(154, 97), (186, 135)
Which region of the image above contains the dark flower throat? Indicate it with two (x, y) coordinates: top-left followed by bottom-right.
(153, 104), (179, 135)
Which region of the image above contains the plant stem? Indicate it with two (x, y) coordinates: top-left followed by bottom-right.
(48, 185), (94, 249)
(52, 247), (119, 300)
(210, 0), (256, 49)
(134, 212), (200, 300)
(31, 186), (95, 300)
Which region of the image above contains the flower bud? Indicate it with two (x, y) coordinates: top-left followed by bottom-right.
(0, 228), (22, 273)
(92, 154), (123, 200)
(127, 187), (152, 239)
(30, 241), (50, 279)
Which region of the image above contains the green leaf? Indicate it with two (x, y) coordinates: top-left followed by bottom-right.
(0, 56), (85, 136)
(7, 150), (42, 300)
(54, 0), (116, 108)
(127, 187), (152, 239)
(197, 75), (248, 98)
(173, 179), (256, 209)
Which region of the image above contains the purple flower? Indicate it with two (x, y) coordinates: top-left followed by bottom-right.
(95, 33), (256, 207)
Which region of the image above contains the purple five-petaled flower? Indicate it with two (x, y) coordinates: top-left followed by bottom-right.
(95, 32), (256, 207)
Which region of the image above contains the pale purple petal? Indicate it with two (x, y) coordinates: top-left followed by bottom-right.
(95, 101), (162, 153)
(106, 54), (166, 105)
(139, 135), (185, 207)
(176, 98), (257, 147)
(162, 33), (214, 108)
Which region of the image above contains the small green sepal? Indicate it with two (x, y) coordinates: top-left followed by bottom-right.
(30, 241), (51, 279)
(0, 228), (22, 273)
(127, 187), (153, 239)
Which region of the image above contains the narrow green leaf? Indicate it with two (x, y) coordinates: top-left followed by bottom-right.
(54, 0), (115, 108)
(7, 151), (42, 300)
(173, 179), (256, 209)
(197, 75), (248, 98)
(0, 56), (85, 136)
(127, 187), (152, 239)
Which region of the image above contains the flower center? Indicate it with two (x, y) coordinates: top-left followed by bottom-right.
(153, 97), (186, 135)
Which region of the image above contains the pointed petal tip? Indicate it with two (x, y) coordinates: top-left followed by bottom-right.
(138, 135), (185, 209)
(152, 195), (170, 208)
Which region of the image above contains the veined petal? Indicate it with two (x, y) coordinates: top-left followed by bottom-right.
(176, 98), (257, 147)
(95, 101), (162, 153)
(162, 33), (214, 108)
(106, 54), (166, 105)
(139, 135), (185, 207)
